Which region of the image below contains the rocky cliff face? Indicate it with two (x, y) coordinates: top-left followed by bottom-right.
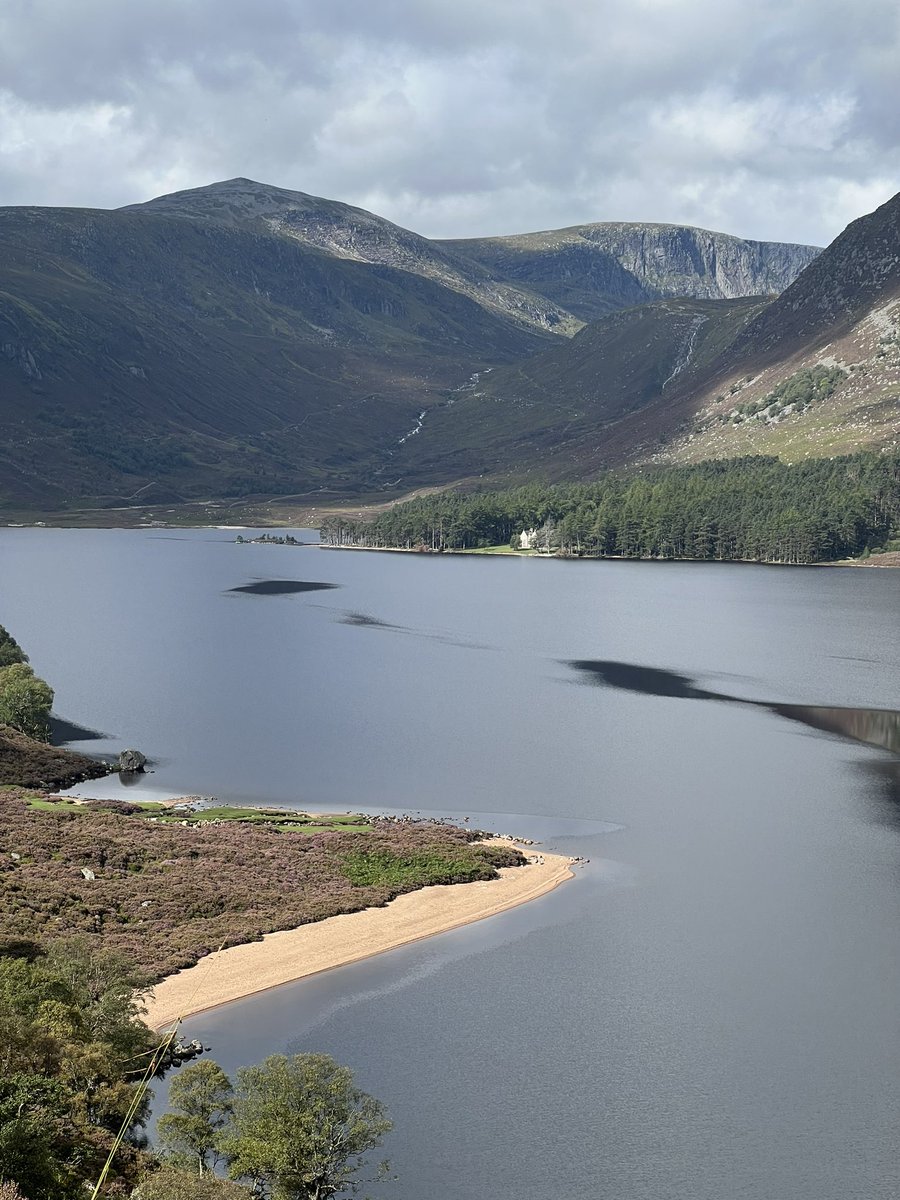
(576, 223), (819, 299)
(442, 223), (820, 322)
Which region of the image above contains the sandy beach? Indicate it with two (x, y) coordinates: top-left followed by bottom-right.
(143, 842), (575, 1029)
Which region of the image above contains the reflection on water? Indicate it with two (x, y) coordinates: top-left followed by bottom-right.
(861, 761), (900, 829)
(770, 705), (900, 754)
(333, 608), (489, 652)
(568, 660), (900, 755)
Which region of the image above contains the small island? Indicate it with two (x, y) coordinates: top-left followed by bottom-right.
(234, 532), (305, 546)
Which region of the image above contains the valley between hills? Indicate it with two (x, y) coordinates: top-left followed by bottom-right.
(0, 177), (898, 525)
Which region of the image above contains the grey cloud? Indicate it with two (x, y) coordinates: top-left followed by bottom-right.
(0, 0), (898, 246)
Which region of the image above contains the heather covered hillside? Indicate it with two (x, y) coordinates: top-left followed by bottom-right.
(0, 790), (522, 981)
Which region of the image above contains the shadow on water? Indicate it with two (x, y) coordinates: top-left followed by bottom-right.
(567, 659), (900, 756)
(228, 580), (339, 596)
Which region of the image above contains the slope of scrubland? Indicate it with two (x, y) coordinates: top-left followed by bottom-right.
(0, 789), (523, 981)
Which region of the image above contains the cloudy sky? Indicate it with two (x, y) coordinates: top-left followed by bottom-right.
(1, 0), (898, 247)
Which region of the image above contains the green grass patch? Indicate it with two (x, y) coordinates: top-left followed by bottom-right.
(184, 806), (372, 830)
(19, 795), (376, 833)
(340, 847), (495, 888)
(26, 798), (85, 813)
(185, 805), (280, 822)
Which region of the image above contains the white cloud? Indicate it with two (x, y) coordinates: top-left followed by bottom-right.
(0, 0), (898, 246)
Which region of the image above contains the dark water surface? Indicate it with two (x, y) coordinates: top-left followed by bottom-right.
(2, 529), (900, 1199)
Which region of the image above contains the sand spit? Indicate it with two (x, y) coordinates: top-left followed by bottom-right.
(143, 842), (574, 1029)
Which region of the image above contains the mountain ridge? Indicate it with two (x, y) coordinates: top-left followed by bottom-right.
(441, 219), (819, 323)
(0, 176), (865, 515)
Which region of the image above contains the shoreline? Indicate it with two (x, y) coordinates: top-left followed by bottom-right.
(317, 543), (900, 567)
(142, 841), (575, 1030)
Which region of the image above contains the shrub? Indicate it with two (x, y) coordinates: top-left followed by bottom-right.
(0, 627), (28, 669)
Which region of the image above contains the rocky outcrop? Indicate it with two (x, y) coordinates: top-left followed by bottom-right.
(0, 725), (109, 789)
(443, 222), (820, 323)
(118, 749), (147, 773)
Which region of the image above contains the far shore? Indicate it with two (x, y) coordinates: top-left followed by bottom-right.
(143, 841), (575, 1030)
(318, 543), (900, 567)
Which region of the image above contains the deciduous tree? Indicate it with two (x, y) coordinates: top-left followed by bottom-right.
(219, 1053), (392, 1200)
(0, 663), (53, 741)
(158, 1060), (233, 1175)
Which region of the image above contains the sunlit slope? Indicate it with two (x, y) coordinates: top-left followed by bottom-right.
(656, 190), (900, 464)
(410, 193), (900, 481)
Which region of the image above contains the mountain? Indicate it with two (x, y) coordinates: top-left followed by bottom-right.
(0, 179), (820, 513)
(651, 188), (900, 465)
(0, 189), (555, 509)
(124, 178), (581, 337)
(441, 222), (819, 323)
(409, 192), (900, 482)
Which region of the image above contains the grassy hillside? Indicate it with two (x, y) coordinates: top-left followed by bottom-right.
(654, 191), (900, 465)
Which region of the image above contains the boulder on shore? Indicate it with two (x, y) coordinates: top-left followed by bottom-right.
(118, 749), (147, 773)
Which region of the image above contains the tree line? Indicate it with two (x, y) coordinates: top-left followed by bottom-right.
(321, 452), (900, 565)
